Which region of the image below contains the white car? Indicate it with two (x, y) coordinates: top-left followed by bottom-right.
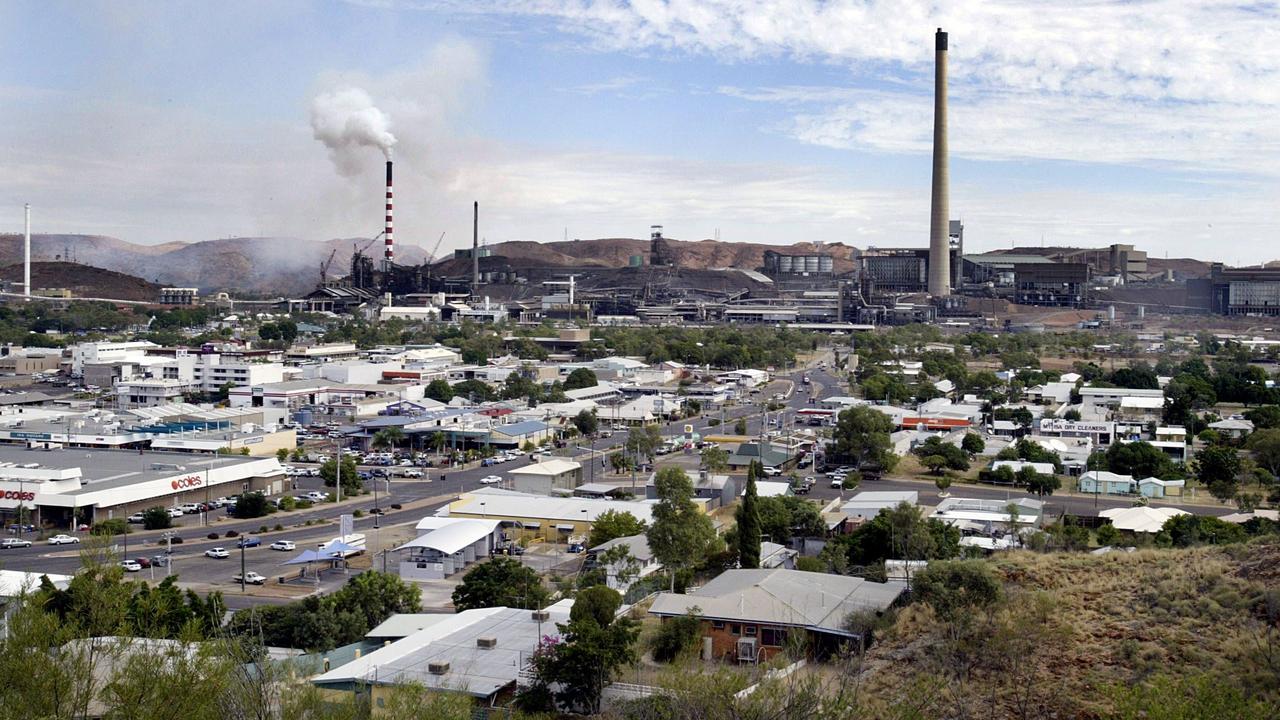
(270, 540), (296, 552)
(47, 534), (80, 545)
(304, 491), (330, 502)
(401, 469), (423, 478)
(177, 503), (202, 514)
(119, 560), (142, 572)
(167, 508), (185, 519)
(762, 466), (781, 477)
(1, 538), (32, 549)
(205, 547), (230, 559)
(479, 475), (503, 485)
(127, 513), (145, 523)
(233, 571), (267, 585)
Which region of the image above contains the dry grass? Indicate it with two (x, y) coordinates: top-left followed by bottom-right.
(857, 539), (1280, 719)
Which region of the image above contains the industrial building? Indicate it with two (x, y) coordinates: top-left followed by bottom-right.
(1013, 263), (1090, 307)
(1191, 264), (1280, 316)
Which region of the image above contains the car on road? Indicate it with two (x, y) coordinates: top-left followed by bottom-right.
(233, 571), (267, 585)
(1, 538), (32, 549)
(762, 466), (781, 477)
(205, 547), (230, 559)
(479, 475), (502, 485)
(119, 560), (142, 572)
(830, 476), (846, 488)
(236, 536), (262, 549)
(401, 469), (423, 478)
(47, 534), (80, 545)
(269, 540), (296, 552)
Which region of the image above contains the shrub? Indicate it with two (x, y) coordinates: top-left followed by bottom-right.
(273, 524), (283, 531)
(258, 525), (269, 534)
(390, 503), (402, 510)
(90, 519), (128, 536)
(207, 532), (219, 540)
(225, 530), (239, 538)
(795, 556), (824, 572)
(278, 497), (296, 511)
(170, 536), (183, 544)
(708, 418), (721, 426)
(353, 510), (364, 518)
(650, 610), (703, 662)
(297, 499), (313, 509)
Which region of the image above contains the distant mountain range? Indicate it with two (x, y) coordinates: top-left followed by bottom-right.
(0, 234), (430, 297)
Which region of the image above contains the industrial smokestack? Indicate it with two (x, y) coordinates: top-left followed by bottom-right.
(23, 204), (31, 299)
(927, 27), (951, 297)
(384, 160), (394, 271)
(472, 201), (479, 293)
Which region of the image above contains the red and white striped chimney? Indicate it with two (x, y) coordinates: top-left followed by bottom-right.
(383, 160), (394, 270)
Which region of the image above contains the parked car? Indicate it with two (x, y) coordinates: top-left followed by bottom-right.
(166, 508), (184, 518)
(305, 491), (329, 502)
(126, 513), (145, 523)
(205, 547), (230, 559)
(401, 469), (423, 478)
(177, 503), (201, 514)
(567, 543), (585, 553)
(236, 536), (262, 549)
(47, 534), (80, 545)
(1, 538), (32, 549)
(6, 523), (35, 534)
(762, 466), (781, 477)
(233, 571), (267, 585)
(269, 540), (296, 552)
(132, 557), (152, 568)
(151, 555), (171, 567)
(119, 560), (142, 572)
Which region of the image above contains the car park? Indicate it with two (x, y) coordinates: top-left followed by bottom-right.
(205, 547), (230, 559)
(1, 538), (32, 549)
(119, 560), (142, 572)
(47, 534), (80, 545)
(236, 536), (261, 549)
(270, 540), (296, 551)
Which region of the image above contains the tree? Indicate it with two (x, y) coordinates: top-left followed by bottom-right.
(564, 367), (599, 391)
(961, 432), (985, 456)
(231, 491), (270, 519)
(1246, 428), (1280, 475)
(646, 468), (718, 591)
(320, 455), (362, 495)
(922, 455), (950, 475)
(452, 557), (549, 611)
(528, 586), (639, 714)
(372, 426), (405, 450)
(587, 510), (646, 548)
(573, 409), (599, 437)
(1105, 440), (1175, 478)
(934, 474), (952, 494)
(734, 417), (748, 435)
(625, 425), (663, 465)
(141, 506), (172, 530)
(912, 559), (1002, 623)
(1195, 444), (1241, 502)
(650, 610), (703, 663)
(1020, 467), (1061, 498)
(1095, 523), (1120, 546)
(453, 378), (497, 402)
(700, 445), (729, 474)
(424, 379), (454, 403)
(1244, 404), (1280, 429)
(330, 571), (421, 631)
(830, 502), (961, 566)
(913, 437), (969, 471)
(275, 447), (289, 463)
(737, 463), (762, 569)
(1063, 408), (1082, 422)
(832, 405), (897, 469)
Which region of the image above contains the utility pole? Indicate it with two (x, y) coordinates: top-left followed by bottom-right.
(240, 540), (246, 592)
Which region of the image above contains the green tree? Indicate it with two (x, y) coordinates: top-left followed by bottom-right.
(1244, 404), (1280, 429)
(587, 510), (646, 548)
(320, 455), (362, 495)
(934, 474), (952, 494)
(913, 436), (970, 471)
(528, 586), (639, 714)
(1095, 523), (1120, 546)
(1106, 440), (1175, 478)
(231, 491), (270, 519)
(734, 417), (749, 435)
(1246, 428), (1280, 475)
(453, 378), (497, 402)
(832, 405), (897, 470)
(330, 571), (421, 630)
(1194, 444), (1241, 501)
(1019, 467), (1061, 498)
(573, 409), (599, 437)
(141, 506), (172, 530)
(737, 463), (762, 569)
(424, 379), (454, 403)
(646, 468), (718, 591)
(921, 454), (949, 475)
(649, 609), (704, 663)
(451, 557), (548, 611)
(912, 559), (1002, 623)
(372, 426), (405, 450)
(563, 367), (599, 391)
(275, 447), (289, 463)
(700, 445), (729, 474)
(961, 432), (985, 456)
(625, 425), (663, 465)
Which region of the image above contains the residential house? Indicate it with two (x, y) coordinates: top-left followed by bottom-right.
(649, 569), (906, 662)
(584, 534), (661, 593)
(1099, 506), (1189, 534)
(840, 491), (918, 521)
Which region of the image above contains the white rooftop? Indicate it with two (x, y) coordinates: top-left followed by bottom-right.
(1099, 505), (1188, 533)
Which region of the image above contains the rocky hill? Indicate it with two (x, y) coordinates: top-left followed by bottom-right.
(0, 261), (162, 303)
(0, 234), (430, 297)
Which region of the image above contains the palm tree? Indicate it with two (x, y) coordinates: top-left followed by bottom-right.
(372, 427), (406, 451)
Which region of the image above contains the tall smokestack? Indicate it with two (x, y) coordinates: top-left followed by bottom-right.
(383, 160), (394, 271)
(23, 204), (31, 299)
(927, 27), (951, 297)
(472, 201), (479, 293)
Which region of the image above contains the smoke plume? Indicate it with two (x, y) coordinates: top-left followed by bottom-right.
(310, 87), (397, 176)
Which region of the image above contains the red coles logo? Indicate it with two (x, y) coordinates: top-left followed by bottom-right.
(1, 490), (35, 501)
(171, 475), (203, 490)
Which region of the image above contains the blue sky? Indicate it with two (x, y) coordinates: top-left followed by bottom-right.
(2, 1), (1278, 263)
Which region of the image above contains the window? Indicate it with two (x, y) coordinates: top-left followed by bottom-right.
(730, 624), (741, 635)
(761, 628), (788, 647)
(744, 625), (757, 637)
(711, 620), (724, 630)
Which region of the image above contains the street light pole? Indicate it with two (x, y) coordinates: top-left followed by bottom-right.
(240, 541), (246, 593)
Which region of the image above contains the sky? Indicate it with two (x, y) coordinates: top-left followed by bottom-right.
(2, 0), (1278, 263)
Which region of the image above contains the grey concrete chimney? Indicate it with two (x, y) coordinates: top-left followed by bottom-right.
(927, 28), (951, 297)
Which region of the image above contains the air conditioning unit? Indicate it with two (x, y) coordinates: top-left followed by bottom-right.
(427, 661), (450, 675)
(476, 636), (497, 649)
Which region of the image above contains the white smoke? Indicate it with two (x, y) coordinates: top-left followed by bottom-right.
(310, 87), (397, 176)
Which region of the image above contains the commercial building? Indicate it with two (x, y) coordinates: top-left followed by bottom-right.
(507, 459), (583, 495)
(441, 487), (702, 543)
(0, 446), (285, 529)
(158, 287), (199, 305)
(395, 517), (502, 581)
(649, 569), (906, 662)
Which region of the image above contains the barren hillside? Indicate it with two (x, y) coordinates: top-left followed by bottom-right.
(0, 261), (162, 302)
